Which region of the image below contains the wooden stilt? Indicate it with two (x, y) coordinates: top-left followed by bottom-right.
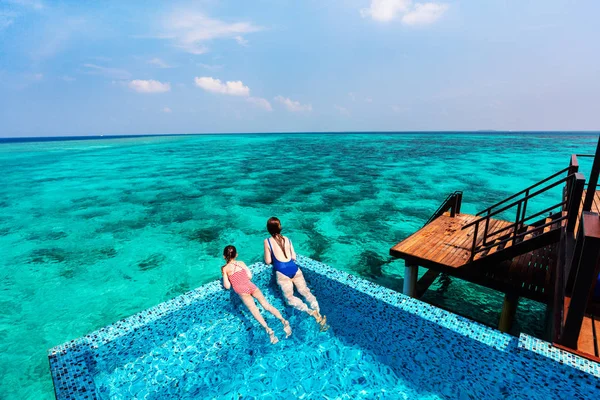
(499, 292), (519, 333)
(403, 264), (418, 297)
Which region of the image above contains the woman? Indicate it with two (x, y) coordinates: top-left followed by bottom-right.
(263, 217), (327, 330)
(221, 245), (292, 344)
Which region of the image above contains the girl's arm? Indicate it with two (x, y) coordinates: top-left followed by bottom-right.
(241, 262), (252, 280)
(263, 239), (272, 265)
(290, 239), (297, 261)
(222, 267), (231, 290)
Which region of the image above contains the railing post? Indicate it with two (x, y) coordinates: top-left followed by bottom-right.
(560, 212), (600, 348)
(567, 173), (585, 232)
(471, 222), (479, 261)
(451, 192), (462, 217)
(521, 190), (529, 227)
(513, 202), (522, 244)
(582, 136), (600, 212)
(568, 154), (579, 175)
(483, 211), (490, 245)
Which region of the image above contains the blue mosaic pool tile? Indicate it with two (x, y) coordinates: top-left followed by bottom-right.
(49, 256), (600, 399)
(297, 256), (515, 351)
(518, 334), (600, 378)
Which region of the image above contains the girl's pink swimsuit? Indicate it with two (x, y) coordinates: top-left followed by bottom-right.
(228, 263), (258, 295)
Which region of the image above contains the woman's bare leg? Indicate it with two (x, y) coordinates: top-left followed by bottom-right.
(276, 272), (311, 313)
(292, 269), (320, 312)
(292, 269), (328, 331)
(253, 289), (292, 338)
(239, 294), (278, 344)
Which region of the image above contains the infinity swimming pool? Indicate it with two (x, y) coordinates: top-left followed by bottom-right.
(49, 256), (599, 399)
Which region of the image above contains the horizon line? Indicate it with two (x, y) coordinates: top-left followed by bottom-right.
(1, 130), (600, 143)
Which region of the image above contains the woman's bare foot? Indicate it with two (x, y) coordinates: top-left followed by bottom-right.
(282, 320), (292, 338)
(309, 309), (323, 323)
(319, 315), (329, 332)
(265, 327), (279, 344)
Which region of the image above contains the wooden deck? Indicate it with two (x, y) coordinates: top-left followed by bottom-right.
(390, 214), (558, 302)
(581, 189), (600, 214)
(390, 214), (513, 269)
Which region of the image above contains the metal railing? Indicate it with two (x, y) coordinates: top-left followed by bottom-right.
(462, 170), (585, 261)
(423, 191), (462, 227)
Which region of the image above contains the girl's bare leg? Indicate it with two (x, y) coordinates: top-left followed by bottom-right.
(239, 294), (278, 344)
(253, 289), (292, 338)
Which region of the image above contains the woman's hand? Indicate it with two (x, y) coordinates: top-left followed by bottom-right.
(263, 239), (272, 265)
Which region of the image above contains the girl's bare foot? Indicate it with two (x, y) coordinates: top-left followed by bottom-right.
(265, 327), (279, 344)
(282, 320), (292, 338)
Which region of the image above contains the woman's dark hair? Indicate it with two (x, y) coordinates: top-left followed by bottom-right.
(267, 217), (288, 258)
(267, 217), (282, 236)
(223, 245), (237, 264)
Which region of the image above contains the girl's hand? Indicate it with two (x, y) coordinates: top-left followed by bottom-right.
(222, 267), (231, 290)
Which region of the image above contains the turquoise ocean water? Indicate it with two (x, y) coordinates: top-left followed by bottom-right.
(0, 132), (598, 399)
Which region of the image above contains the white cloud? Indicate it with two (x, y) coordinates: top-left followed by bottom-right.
(361, 0), (448, 25)
(234, 35), (249, 46)
(402, 3), (449, 25)
(83, 63), (131, 80)
(61, 75), (75, 82)
(194, 76), (250, 96)
(162, 107), (172, 113)
(162, 11), (263, 54)
(275, 96), (312, 112)
(361, 0), (410, 22)
(247, 97), (272, 111)
(128, 79), (171, 93)
(148, 58), (172, 68)
(334, 105), (350, 116)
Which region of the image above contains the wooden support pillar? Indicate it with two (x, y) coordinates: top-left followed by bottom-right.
(403, 264), (418, 297)
(561, 213), (600, 348)
(499, 292), (519, 333)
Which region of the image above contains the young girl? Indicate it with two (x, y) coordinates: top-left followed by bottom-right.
(221, 245), (292, 344)
(263, 217), (328, 331)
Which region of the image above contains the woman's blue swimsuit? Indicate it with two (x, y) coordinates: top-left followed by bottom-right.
(268, 238), (299, 279)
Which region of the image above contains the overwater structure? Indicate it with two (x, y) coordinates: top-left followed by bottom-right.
(390, 135), (600, 361)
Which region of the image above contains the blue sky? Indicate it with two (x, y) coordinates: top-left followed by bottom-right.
(0, 0), (599, 137)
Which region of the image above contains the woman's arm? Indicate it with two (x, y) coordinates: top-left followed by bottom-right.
(222, 267), (231, 290)
(263, 239), (272, 265)
(289, 238), (297, 261)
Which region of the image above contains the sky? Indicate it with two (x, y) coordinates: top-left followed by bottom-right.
(0, 0), (599, 137)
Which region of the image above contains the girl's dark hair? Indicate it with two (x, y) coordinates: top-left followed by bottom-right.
(266, 217), (288, 258)
(223, 245), (237, 264)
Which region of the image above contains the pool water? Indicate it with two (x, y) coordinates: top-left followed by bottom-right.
(50, 258), (600, 399)
(1, 132), (599, 399)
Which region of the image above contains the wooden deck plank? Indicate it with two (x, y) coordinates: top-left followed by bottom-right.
(577, 316), (596, 356)
(594, 317), (600, 358)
